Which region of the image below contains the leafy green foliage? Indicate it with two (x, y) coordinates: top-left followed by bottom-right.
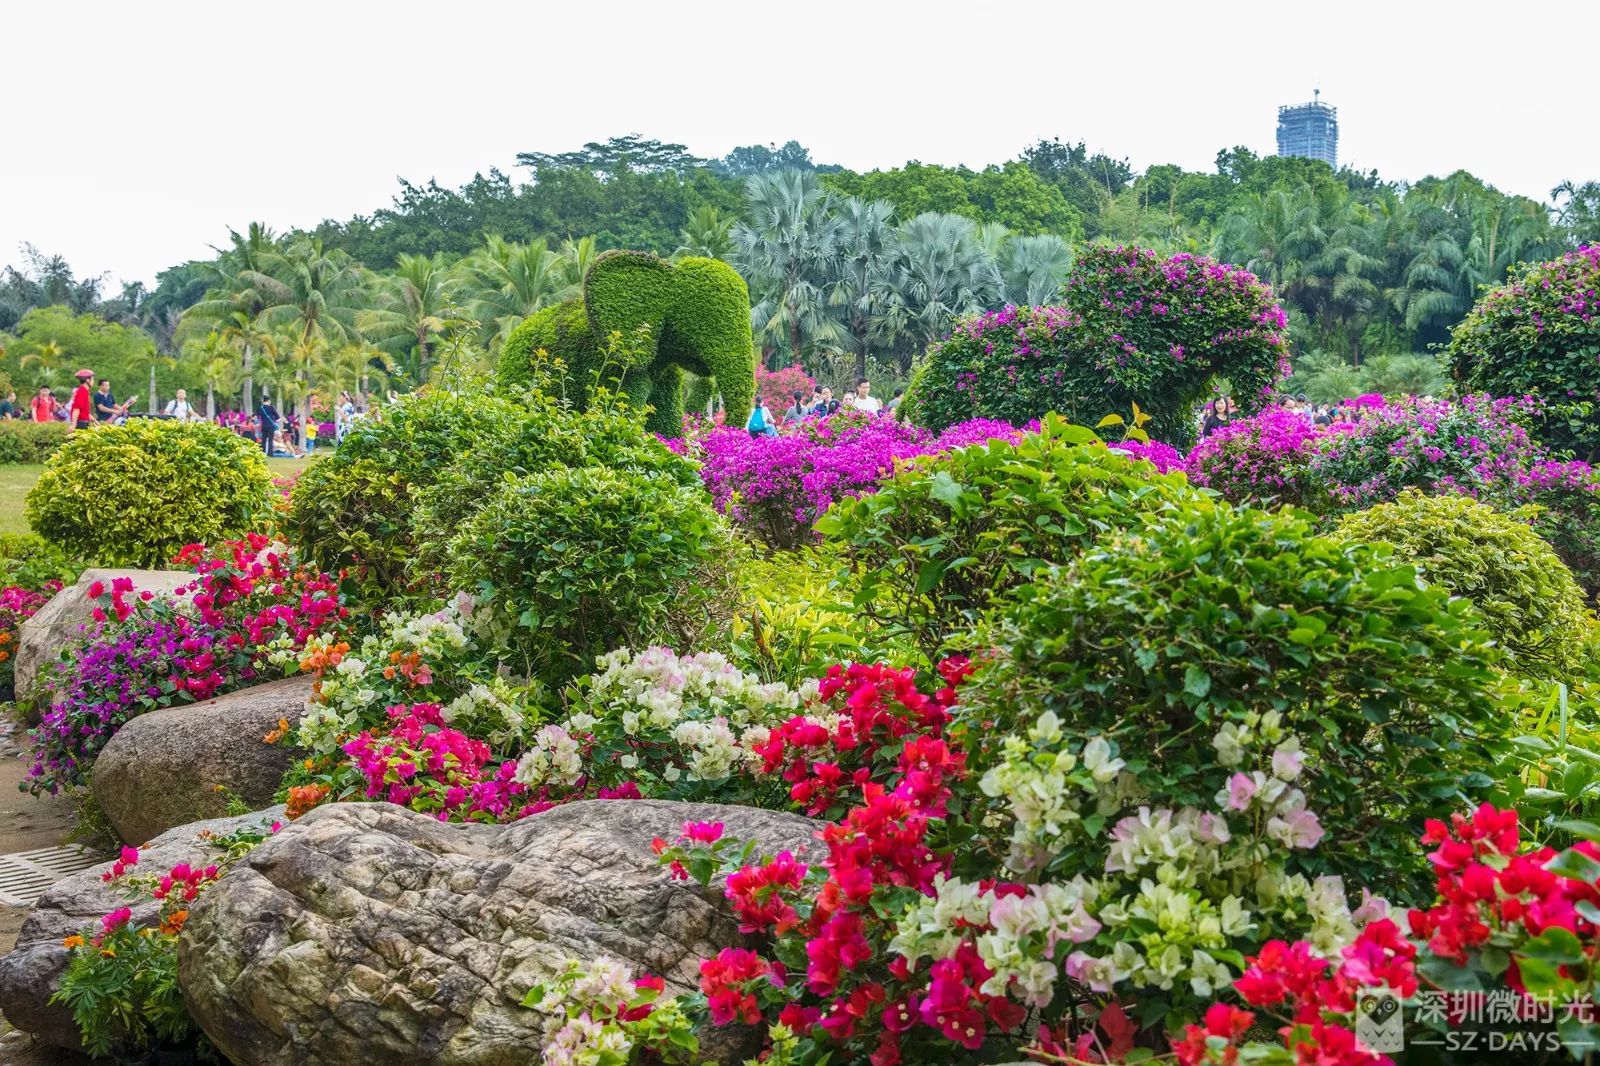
(823, 160), (1084, 238)
(816, 416), (1195, 661)
(26, 421), (270, 567)
(1449, 247), (1600, 460)
(445, 466), (741, 686)
(286, 389), (525, 604)
(497, 251), (755, 435)
(0, 419), (68, 464)
(955, 498), (1511, 901)
(728, 546), (914, 683)
(1335, 492), (1598, 683)
(0, 532), (82, 591)
(411, 390), (700, 573)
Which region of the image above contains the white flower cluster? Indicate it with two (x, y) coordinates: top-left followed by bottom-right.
(515, 647), (801, 790)
(294, 604), (523, 753)
(926, 710), (1389, 1005)
(891, 875), (1103, 1008)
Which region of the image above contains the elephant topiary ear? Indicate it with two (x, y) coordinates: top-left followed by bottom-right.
(583, 250), (676, 344)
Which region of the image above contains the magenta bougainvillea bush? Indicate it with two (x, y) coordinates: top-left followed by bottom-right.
(1186, 407), (1350, 508)
(688, 412), (1027, 549)
(756, 363), (819, 413)
(906, 245), (1291, 447)
(0, 582), (56, 699)
(1450, 245), (1600, 460)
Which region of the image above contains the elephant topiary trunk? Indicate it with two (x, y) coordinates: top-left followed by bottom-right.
(497, 251), (756, 436)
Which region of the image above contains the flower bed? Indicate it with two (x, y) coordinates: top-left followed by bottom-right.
(25, 536), (345, 795)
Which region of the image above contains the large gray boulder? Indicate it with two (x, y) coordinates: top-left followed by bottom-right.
(179, 799), (824, 1066)
(0, 808), (285, 1051)
(93, 674), (313, 845)
(13, 568), (193, 702)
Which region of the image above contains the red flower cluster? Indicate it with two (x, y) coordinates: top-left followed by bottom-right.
(725, 850), (809, 934)
(755, 659), (970, 816)
(699, 947), (785, 1026)
(102, 846), (140, 882)
(153, 861), (221, 902)
(1409, 803), (1600, 992)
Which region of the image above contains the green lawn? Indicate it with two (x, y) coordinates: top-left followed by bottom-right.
(0, 458), (314, 538)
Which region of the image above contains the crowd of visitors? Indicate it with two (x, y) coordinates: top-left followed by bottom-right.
(1197, 392), (1383, 437)
(0, 365), (376, 460)
(747, 378), (904, 438)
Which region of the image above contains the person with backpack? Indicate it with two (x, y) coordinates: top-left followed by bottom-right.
(746, 399), (777, 439)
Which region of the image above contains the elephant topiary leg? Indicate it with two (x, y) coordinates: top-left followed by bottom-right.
(706, 348), (754, 431)
(683, 372), (716, 420)
(643, 362), (685, 437)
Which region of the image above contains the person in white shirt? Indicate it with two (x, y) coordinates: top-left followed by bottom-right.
(164, 389), (197, 422)
(845, 378), (882, 415)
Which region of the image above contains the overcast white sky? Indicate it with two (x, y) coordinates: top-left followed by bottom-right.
(4, 0), (1597, 287)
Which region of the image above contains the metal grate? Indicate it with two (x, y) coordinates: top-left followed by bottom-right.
(0, 846), (107, 906)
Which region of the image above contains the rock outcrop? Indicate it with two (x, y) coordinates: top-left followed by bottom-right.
(92, 674), (313, 845)
(0, 808), (284, 1051)
(179, 799), (823, 1066)
(13, 568), (192, 703)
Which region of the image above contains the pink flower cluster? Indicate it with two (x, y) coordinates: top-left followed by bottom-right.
(689, 413), (1026, 549)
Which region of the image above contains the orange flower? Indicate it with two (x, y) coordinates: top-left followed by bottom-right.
(160, 909), (189, 935)
(62, 935), (85, 949)
(263, 717), (291, 744)
(286, 783), (331, 820)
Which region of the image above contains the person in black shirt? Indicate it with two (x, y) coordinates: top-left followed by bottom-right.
(94, 380), (119, 421)
(256, 395), (281, 456)
(1201, 397), (1231, 437)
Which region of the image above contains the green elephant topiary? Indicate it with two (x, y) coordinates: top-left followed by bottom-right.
(496, 251), (755, 436)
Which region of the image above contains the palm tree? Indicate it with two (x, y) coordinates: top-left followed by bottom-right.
(457, 236), (576, 349)
(252, 238), (364, 351)
(827, 197), (897, 379)
(732, 170), (846, 368)
(674, 206), (735, 260)
(1000, 235), (1074, 306)
(181, 223), (282, 411)
(360, 252), (459, 385)
(874, 212), (1002, 369)
(18, 339), (68, 386)
(558, 236), (599, 289)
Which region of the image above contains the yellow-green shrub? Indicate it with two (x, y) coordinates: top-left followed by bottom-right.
(26, 421), (271, 567)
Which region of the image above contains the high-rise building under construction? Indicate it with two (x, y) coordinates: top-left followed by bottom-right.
(1276, 90), (1338, 167)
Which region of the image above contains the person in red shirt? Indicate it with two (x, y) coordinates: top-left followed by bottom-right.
(69, 369), (95, 429)
(31, 386), (56, 422)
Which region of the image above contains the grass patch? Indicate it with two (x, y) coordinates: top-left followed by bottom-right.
(0, 457), (314, 538)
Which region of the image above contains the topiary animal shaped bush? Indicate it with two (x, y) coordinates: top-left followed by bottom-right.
(497, 251), (755, 436)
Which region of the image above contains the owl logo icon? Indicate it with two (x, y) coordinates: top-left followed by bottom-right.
(1355, 988), (1404, 1053)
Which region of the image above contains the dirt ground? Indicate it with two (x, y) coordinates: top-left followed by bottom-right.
(0, 713), (81, 956)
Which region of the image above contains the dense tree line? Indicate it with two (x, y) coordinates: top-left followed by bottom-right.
(3, 135), (1597, 413)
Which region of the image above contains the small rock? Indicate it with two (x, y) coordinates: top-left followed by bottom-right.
(179, 799), (824, 1066)
(93, 675), (313, 844)
(0, 808), (285, 1051)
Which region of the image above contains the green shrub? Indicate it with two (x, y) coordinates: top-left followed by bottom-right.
(25, 421), (270, 568)
(411, 393), (699, 574)
(729, 546), (914, 683)
(1448, 247), (1600, 461)
(815, 415), (1195, 661)
(0, 532), (82, 592)
(286, 390), (525, 603)
(1334, 492), (1597, 682)
(0, 420), (70, 464)
(446, 466), (740, 686)
(904, 246), (1291, 448)
(497, 251), (755, 436)
(954, 498), (1510, 901)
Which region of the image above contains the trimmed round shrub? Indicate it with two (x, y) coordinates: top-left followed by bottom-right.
(1187, 407), (1345, 510)
(1335, 491), (1597, 682)
(26, 420), (270, 567)
(445, 466), (740, 686)
(286, 390), (525, 603)
(0, 420), (70, 464)
(905, 245), (1291, 447)
(815, 415), (1195, 660)
(954, 498), (1509, 901)
(411, 396), (699, 573)
(1449, 245), (1600, 460)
